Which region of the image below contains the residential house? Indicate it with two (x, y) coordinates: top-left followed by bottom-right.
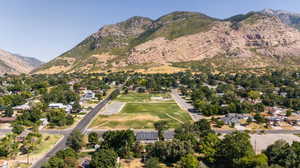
(267, 107), (285, 116)
(266, 116), (286, 126)
(49, 103), (65, 109)
(220, 113), (249, 126)
(135, 131), (174, 143)
(48, 103), (72, 113)
(82, 90), (96, 100)
(13, 103), (31, 112)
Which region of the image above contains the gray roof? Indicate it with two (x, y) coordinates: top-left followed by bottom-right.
(220, 113), (246, 124)
(135, 131), (174, 141)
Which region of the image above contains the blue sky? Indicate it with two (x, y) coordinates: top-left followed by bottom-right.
(1, 0), (300, 62)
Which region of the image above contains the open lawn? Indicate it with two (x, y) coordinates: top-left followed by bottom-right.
(90, 102), (192, 129)
(31, 134), (62, 155)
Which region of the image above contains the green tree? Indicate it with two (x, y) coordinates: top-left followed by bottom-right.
(254, 113), (266, 124)
(88, 132), (99, 148)
(154, 121), (169, 141)
(90, 149), (118, 168)
(147, 140), (194, 164)
(0, 134), (19, 159)
(102, 130), (136, 158)
(145, 157), (161, 168)
(174, 123), (198, 146)
(263, 140), (299, 168)
(71, 100), (82, 114)
(12, 123), (24, 135)
(198, 133), (220, 163)
(4, 106), (13, 117)
(42, 148), (78, 168)
(234, 154), (268, 168)
(20, 132), (42, 154)
(47, 109), (74, 126)
(66, 130), (83, 152)
(177, 154), (199, 168)
(193, 119), (213, 137)
(286, 110), (292, 117)
(248, 91), (261, 101)
(43, 156), (64, 168)
(215, 131), (255, 168)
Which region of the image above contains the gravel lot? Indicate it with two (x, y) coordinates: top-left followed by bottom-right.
(250, 134), (300, 153)
(101, 101), (126, 115)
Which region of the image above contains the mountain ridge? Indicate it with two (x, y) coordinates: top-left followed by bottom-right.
(0, 49), (43, 75)
(261, 8), (300, 30)
(34, 10), (300, 74)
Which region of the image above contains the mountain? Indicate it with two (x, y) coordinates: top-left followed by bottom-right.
(0, 49), (43, 75)
(34, 11), (300, 74)
(261, 9), (300, 30)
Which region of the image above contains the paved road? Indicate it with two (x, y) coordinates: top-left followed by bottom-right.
(31, 88), (120, 168)
(171, 89), (203, 121)
(0, 129), (71, 136)
(87, 129), (300, 136)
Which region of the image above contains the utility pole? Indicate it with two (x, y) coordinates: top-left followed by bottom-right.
(255, 134), (257, 154)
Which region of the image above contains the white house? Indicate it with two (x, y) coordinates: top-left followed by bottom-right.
(48, 103), (65, 109)
(82, 90), (96, 100)
(13, 103), (31, 111)
(48, 103), (72, 113)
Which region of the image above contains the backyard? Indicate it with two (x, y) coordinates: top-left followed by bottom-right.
(9, 134), (63, 168)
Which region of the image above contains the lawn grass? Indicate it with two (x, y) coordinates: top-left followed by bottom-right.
(31, 134), (62, 155)
(90, 102), (192, 129)
(12, 163), (31, 168)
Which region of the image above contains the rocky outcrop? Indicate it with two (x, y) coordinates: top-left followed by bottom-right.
(261, 9), (300, 30)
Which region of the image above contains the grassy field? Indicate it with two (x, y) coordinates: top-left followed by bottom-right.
(115, 92), (173, 103)
(90, 92), (192, 129)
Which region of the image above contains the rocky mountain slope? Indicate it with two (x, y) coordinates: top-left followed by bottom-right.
(34, 11), (300, 74)
(261, 9), (300, 30)
(0, 49), (43, 74)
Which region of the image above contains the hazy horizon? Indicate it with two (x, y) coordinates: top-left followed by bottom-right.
(1, 0), (300, 62)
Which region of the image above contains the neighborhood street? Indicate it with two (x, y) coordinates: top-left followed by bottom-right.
(171, 89), (203, 121)
(30, 89), (118, 168)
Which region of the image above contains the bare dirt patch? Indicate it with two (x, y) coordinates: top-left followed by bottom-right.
(250, 134), (300, 153)
(120, 159), (144, 168)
